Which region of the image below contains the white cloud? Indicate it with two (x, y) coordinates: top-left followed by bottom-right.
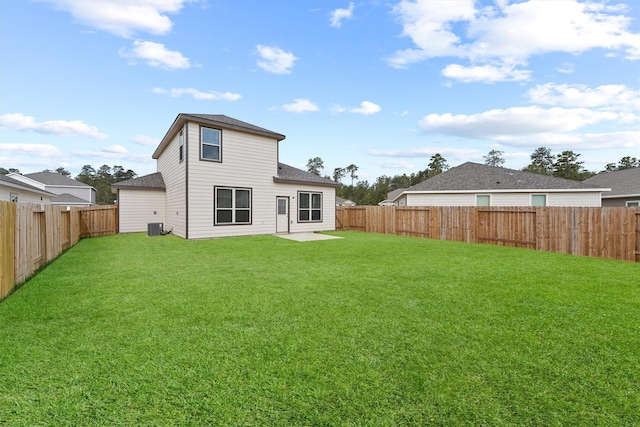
(419, 106), (619, 139)
(104, 144), (128, 154)
(0, 113), (107, 140)
(36, 0), (191, 38)
(349, 101), (381, 115)
(367, 147), (479, 159)
(132, 135), (159, 146)
(486, 131), (640, 149)
(152, 87), (241, 101)
(441, 63), (531, 83)
(121, 41), (190, 70)
(282, 99), (319, 113)
(389, 0), (640, 81)
(0, 143), (64, 158)
(556, 62), (575, 74)
(527, 83), (640, 111)
(256, 45), (297, 74)
(330, 2), (355, 28)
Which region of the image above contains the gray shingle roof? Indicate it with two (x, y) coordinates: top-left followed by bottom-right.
(275, 163), (340, 187)
(111, 172), (165, 190)
(51, 193), (91, 204)
(405, 162), (608, 192)
(24, 172), (92, 187)
(583, 168), (640, 197)
(0, 174), (56, 196)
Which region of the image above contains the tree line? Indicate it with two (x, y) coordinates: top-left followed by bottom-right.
(1, 164), (137, 205)
(307, 148), (639, 206)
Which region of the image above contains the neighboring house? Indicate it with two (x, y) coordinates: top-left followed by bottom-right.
(393, 162), (609, 207)
(379, 188), (405, 206)
(582, 168), (640, 207)
(7, 171), (95, 206)
(336, 196), (356, 206)
(0, 174), (54, 204)
(113, 114), (339, 239)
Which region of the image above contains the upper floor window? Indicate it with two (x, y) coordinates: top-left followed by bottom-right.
(178, 129), (184, 162)
(298, 192), (322, 222)
(201, 127), (221, 161)
(531, 194), (547, 207)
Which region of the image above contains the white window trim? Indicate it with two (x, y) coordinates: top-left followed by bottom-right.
(626, 200), (640, 207)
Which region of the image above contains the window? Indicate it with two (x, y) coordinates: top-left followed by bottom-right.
(626, 201), (639, 207)
(201, 127), (221, 161)
(531, 194), (547, 207)
(278, 198), (287, 215)
(10, 193), (18, 202)
(476, 195), (490, 206)
(215, 187), (251, 225)
(298, 192), (322, 222)
(178, 129), (184, 162)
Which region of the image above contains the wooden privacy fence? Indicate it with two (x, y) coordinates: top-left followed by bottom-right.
(0, 202), (118, 300)
(337, 206), (640, 263)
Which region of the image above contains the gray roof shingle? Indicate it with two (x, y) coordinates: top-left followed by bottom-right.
(583, 168), (640, 197)
(0, 174), (56, 196)
(405, 162), (608, 192)
(51, 193), (92, 204)
(111, 172), (165, 190)
(24, 172), (92, 188)
(275, 163), (340, 187)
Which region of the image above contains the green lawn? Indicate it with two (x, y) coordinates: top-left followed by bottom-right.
(1, 231), (638, 426)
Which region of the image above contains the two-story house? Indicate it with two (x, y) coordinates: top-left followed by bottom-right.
(113, 114), (339, 239)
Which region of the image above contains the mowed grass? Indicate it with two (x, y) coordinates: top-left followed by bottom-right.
(0, 232), (638, 426)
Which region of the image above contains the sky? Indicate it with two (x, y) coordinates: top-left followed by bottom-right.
(1, 0), (639, 184)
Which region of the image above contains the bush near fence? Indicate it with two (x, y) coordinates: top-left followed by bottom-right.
(337, 206), (640, 263)
(0, 202), (118, 300)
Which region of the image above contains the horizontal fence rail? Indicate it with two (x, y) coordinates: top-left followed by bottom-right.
(337, 206), (640, 263)
(0, 202), (118, 300)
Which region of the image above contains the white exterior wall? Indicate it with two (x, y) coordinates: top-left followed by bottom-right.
(118, 189), (166, 233)
(187, 124), (281, 239)
(46, 186), (95, 204)
(277, 184), (336, 234)
(157, 126), (187, 238)
(406, 191), (602, 207)
(0, 185), (51, 204)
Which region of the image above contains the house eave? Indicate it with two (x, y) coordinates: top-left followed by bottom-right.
(402, 188), (609, 196)
(273, 177), (341, 188)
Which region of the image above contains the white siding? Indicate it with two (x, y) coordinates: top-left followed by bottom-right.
(277, 184), (336, 234)
(0, 185), (51, 204)
(118, 189), (166, 233)
(157, 126), (187, 238)
(405, 191), (602, 207)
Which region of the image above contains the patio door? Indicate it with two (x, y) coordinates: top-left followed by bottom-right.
(276, 197), (289, 233)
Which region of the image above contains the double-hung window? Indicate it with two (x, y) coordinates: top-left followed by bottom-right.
(298, 191), (322, 222)
(201, 126), (221, 161)
(215, 187), (251, 225)
(178, 129), (184, 162)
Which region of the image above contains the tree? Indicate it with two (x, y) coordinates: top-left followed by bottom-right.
(483, 149), (505, 167)
(553, 150), (588, 181)
(307, 157), (324, 176)
(76, 164), (137, 205)
(56, 167), (71, 176)
(523, 147), (554, 175)
(332, 167), (345, 183)
(0, 167), (20, 175)
(605, 156), (640, 171)
(345, 164), (358, 185)
(427, 154), (449, 177)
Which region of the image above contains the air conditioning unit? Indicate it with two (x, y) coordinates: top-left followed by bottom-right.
(147, 222), (163, 237)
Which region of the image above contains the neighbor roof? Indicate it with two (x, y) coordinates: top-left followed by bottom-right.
(274, 163), (340, 188)
(153, 114), (286, 159)
(111, 172), (166, 190)
(403, 162), (609, 194)
(0, 174), (56, 196)
(24, 172), (93, 188)
(582, 168), (640, 198)
(51, 193), (91, 204)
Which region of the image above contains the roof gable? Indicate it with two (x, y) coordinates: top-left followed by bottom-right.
(0, 174), (56, 196)
(153, 114), (285, 159)
(405, 162), (607, 193)
(583, 168), (640, 197)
